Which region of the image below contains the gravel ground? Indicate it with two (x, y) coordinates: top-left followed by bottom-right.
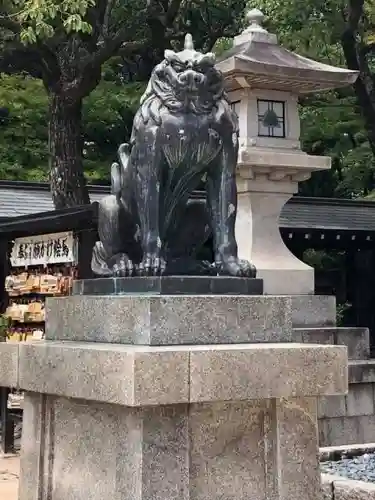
(321, 452), (375, 482)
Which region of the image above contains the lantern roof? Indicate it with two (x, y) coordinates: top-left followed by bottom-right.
(216, 8), (358, 94)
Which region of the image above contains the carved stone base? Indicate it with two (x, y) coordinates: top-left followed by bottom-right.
(18, 395), (323, 500)
(0, 341), (347, 500)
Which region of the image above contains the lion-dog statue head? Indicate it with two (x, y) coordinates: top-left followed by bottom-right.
(132, 34), (237, 135)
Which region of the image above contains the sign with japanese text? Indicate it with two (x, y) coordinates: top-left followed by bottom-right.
(10, 231), (76, 267)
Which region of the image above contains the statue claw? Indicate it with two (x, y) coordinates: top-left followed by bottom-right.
(112, 254), (135, 277)
(138, 254), (166, 276)
(215, 256), (256, 278)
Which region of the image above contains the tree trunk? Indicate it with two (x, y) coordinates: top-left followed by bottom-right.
(49, 92), (90, 209)
(341, 1), (375, 192)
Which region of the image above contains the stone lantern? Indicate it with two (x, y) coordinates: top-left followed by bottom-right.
(216, 8), (358, 295)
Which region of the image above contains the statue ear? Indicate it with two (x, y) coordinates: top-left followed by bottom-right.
(110, 162), (121, 196)
(200, 53), (216, 65)
(164, 49), (175, 62)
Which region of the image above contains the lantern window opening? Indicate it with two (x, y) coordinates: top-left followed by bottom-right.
(257, 99), (286, 138)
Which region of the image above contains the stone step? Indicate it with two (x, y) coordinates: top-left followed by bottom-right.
(318, 365), (375, 447)
(293, 327), (370, 360)
(349, 359), (375, 384)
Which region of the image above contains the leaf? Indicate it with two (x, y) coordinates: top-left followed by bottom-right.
(80, 21), (92, 34)
(47, 4), (58, 19)
(20, 26), (37, 44)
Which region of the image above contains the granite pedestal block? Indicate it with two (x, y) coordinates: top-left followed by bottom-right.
(3, 341), (347, 405)
(291, 295), (336, 328)
(19, 395), (321, 500)
(0, 340), (348, 500)
(0, 289), (348, 500)
(0, 342), (18, 388)
(46, 294), (293, 345)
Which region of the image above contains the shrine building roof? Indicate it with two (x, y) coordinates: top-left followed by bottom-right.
(0, 181), (374, 241)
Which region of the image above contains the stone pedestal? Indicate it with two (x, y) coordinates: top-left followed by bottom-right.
(235, 151), (331, 295)
(0, 281), (347, 500)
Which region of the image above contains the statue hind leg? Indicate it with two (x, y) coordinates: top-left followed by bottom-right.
(92, 194), (141, 277)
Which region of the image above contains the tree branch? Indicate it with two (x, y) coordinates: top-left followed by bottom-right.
(166, 0), (183, 26)
(101, 0), (114, 38)
(347, 0), (364, 31)
(90, 36), (149, 70)
(84, 0), (185, 73)
(341, 0), (365, 71)
(0, 16), (21, 34)
(360, 42), (375, 57)
(37, 43), (62, 90)
(82, 0), (155, 70)
(341, 0), (375, 177)
(0, 45), (43, 78)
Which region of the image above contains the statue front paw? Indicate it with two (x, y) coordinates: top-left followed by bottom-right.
(215, 255), (256, 278)
(111, 253), (136, 277)
(138, 254), (167, 276)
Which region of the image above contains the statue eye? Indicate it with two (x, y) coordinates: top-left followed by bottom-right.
(172, 61), (185, 72)
(194, 62), (208, 73)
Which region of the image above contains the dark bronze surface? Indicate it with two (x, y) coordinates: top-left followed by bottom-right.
(73, 276), (263, 296)
(91, 34), (255, 278)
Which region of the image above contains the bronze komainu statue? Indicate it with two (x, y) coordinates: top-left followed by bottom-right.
(92, 34), (255, 278)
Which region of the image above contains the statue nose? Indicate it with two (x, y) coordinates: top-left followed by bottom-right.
(178, 70), (203, 86)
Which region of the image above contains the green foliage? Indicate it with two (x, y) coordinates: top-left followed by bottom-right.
(177, 0), (246, 49)
(4, 0), (246, 51)
(0, 73), (144, 182)
(250, 0), (375, 198)
(250, 0), (346, 63)
(336, 301), (352, 326)
(83, 80), (145, 182)
(1, 0), (374, 200)
(213, 37), (233, 57)
(4, 0), (375, 202)
(303, 248), (347, 271)
(15, 0), (95, 44)
(0, 0), (250, 207)
(0, 74), (49, 181)
(299, 90), (375, 197)
(303, 248), (352, 325)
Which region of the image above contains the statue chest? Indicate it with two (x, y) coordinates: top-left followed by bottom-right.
(159, 112), (222, 165)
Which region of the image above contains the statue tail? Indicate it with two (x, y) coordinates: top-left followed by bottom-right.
(110, 143), (131, 196)
(118, 143), (131, 170)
